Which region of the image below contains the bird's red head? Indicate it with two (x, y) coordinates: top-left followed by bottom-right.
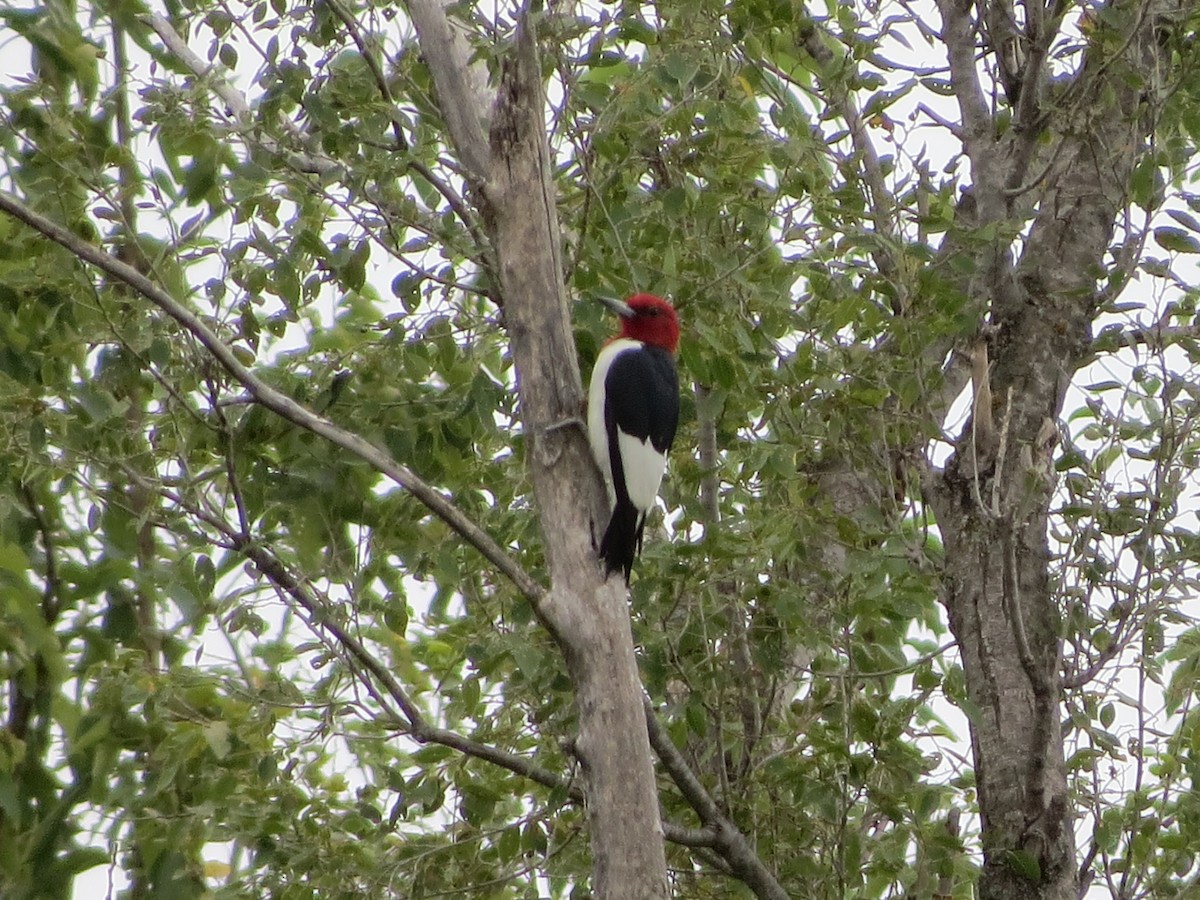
(606, 293), (680, 354)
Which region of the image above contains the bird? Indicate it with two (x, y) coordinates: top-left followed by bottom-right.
(587, 293), (680, 583)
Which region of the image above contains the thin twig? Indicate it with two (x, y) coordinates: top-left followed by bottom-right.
(142, 13), (338, 177)
(1001, 520), (1049, 701)
(19, 483), (60, 622)
(323, 0), (409, 150)
(768, 31), (899, 284)
(208, 378), (252, 539)
(917, 102), (965, 138)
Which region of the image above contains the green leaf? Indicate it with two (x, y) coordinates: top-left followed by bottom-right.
(662, 52), (699, 87)
(202, 721), (232, 759)
(1100, 702), (1115, 729)
(0, 542), (30, 575)
(1004, 848), (1042, 882)
(1166, 208), (1200, 233)
(1154, 226), (1200, 253)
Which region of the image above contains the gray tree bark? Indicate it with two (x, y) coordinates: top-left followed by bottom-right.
(413, 4), (672, 896)
(484, 20), (671, 897)
(922, 2), (1182, 898)
(776, 3), (1184, 899)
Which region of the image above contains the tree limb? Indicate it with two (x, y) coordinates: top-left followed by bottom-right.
(935, 0), (1003, 212)
(320, 0), (491, 263)
(142, 13), (339, 177)
(643, 698), (790, 900)
(405, 0), (492, 182)
(480, 9), (671, 897)
(149, 471), (717, 850)
(1093, 320), (1200, 355)
(323, 0), (410, 150)
(784, 27), (902, 293)
(0, 190), (548, 617)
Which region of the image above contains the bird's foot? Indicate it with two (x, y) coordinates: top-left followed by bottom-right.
(541, 415), (585, 435)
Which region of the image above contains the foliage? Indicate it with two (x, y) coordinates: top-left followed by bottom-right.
(0, 0), (1198, 897)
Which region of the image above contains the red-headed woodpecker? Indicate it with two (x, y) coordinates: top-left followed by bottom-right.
(587, 293), (680, 583)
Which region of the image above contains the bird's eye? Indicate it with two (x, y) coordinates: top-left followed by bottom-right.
(644, 307), (659, 317)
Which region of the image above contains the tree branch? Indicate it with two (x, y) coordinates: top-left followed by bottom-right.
(935, 0), (1003, 212)
(643, 698), (790, 900)
(323, 0), (409, 150)
(146, 10), (494, 281)
(19, 482), (61, 623)
(142, 13), (339, 177)
(998, 2), (1073, 205)
(482, 9), (670, 896)
(146, 473), (714, 850)
(320, 0), (491, 265)
(788, 26), (901, 292)
(1092, 319), (1200, 356)
(405, 0), (492, 182)
(0, 189), (549, 617)
(7, 484), (60, 743)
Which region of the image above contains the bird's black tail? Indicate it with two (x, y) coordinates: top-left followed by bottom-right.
(599, 499), (643, 584)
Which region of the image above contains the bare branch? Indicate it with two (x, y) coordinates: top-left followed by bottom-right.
(1061, 600), (1136, 691)
(998, 1), (1072, 202)
(405, 0), (492, 182)
(643, 698), (790, 900)
(917, 101), (965, 138)
(1092, 299), (1200, 355)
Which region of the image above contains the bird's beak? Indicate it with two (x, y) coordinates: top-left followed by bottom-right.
(597, 296), (635, 318)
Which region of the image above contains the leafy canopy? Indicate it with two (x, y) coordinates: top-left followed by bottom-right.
(0, 0), (1199, 897)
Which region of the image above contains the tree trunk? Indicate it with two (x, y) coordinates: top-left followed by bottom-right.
(478, 13), (671, 899)
(927, 3), (1180, 897)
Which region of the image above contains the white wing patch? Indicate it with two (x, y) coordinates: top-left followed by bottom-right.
(616, 429), (667, 511)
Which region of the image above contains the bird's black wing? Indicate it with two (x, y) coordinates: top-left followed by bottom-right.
(598, 346), (679, 582)
(602, 345), (679, 456)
